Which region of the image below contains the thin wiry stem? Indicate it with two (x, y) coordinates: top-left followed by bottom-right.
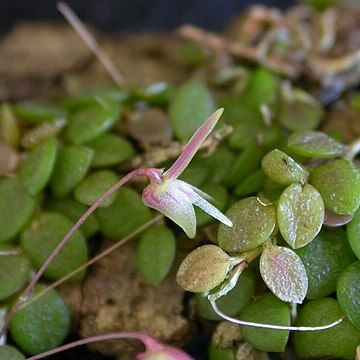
(57, 2), (124, 87)
(0, 168), (149, 337)
(26, 332), (158, 360)
(344, 138), (360, 161)
(19, 214), (163, 310)
(210, 299), (344, 331)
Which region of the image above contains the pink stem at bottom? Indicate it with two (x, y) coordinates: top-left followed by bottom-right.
(26, 332), (161, 360)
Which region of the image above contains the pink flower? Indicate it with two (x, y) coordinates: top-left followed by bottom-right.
(136, 332), (193, 360)
(142, 109), (233, 238)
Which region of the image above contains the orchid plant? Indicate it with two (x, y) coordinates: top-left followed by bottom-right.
(1, 3), (354, 359)
(0, 108), (232, 359)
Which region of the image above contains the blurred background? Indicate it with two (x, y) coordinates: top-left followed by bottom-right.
(0, 0), (294, 34)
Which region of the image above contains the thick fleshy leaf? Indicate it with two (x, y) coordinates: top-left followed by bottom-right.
(168, 78), (215, 142)
(136, 226), (176, 286)
(310, 159), (360, 215)
(278, 88), (323, 132)
(261, 149), (309, 185)
(97, 187), (152, 240)
(337, 261), (360, 331)
(74, 170), (119, 208)
(21, 212), (88, 281)
(10, 286), (70, 355)
(50, 145), (94, 197)
(164, 109), (223, 180)
(218, 197), (276, 252)
(260, 244), (308, 303)
(0, 345), (25, 360)
(0, 248), (31, 301)
(239, 293), (290, 353)
(224, 142), (263, 189)
(142, 180), (196, 238)
(12, 101), (65, 124)
(19, 137), (58, 196)
(0, 177), (38, 243)
(288, 131), (349, 159)
(293, 298), (360, 360)
(347, 208), (360, 259)
(65, 105), (120, 144)
(176, 245), (236, 293)
(277, 183), (324, 249)
(295, 229), (356, 299)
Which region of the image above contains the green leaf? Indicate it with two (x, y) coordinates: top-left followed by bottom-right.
(204, 147), (235, 185)
(288, 131), (349, 159)
(88, 133), (135, 168)
(50, 145), (94, 197)
(224, 143), (264, 188)
(239, 67), (278, 108)
(293, 298), (360, 360)
(261, 149), (309, 185)
(0, 345), (25, 360)
(136, 226), (176, 286)
(295, 229), (356, 299)
(96, 187), (152, 240)
(278, 88), (323, 132)
(10, 285), (70, 355)
(208, 342), (235, 360)
(0, 103), (20, 148)
(337, 261), (360, 331)
(45, 196), (99, 238)
(74, 170), (119, 208)
(176, 245), (234, 293)
(0, 177), (38, 243)
(19, 137), (58, 195)
(260, 243), (308, 303)
(347, 208), (360, 259)
(62, 87), (127, 111)
(179, 157), (208, 187)
(169, 78), (215, 142)
(277, 183), (324, 249)
(0, 248), (30, 301)
(234, 168), (267, 197)
(218, 197), (276, 252)
(239, 293), (290, 352)
(21, 212), (88, 281)
(65, 105), (120, 144)
(12, 101), (65, 124)
(310, 159), (360, 215)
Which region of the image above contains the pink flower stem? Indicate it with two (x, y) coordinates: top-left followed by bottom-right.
(0, 168), (150, 337)
(26, 332), (160, 360)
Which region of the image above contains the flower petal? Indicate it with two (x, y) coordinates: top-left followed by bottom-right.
(142, 181), (197, 238)
(163, 108), (224, 180)
(176, 180), (233, 228)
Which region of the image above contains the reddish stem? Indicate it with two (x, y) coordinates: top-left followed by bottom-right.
(26, 332), (161, 360)
(0, 168), (150, 336)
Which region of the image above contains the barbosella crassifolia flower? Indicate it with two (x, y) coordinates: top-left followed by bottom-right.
(142, 108), (233, 238)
